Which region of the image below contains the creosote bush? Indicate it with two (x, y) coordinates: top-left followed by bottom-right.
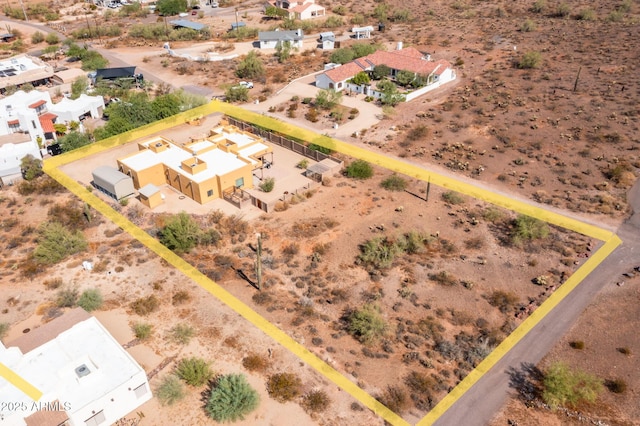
(130, 295), (159, 316)
(543, 362), (603, 408)
(175, 357), (213, 386)
(242, 353), (269, 373)
(34, 222), (87, 264)
(302, 390), (331, 413)
(56, 287), (79, 308)
(205, 374), (259, 422)
(345, 159), (374, 180)
(441, 191), (465, 205)
(77, 288), (103, 311)
(169, 323), (195, 345)
(133, 322), (153, 340)
(266, 372), (302, 402)
(380, 175), (408, 191)
(347, 304), (388, 345)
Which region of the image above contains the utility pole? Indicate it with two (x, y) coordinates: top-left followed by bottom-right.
(425, 177), (431, 202)
(573, 66), (582, 92)
(255, 232), (262, 290)
(17, 0), (28, 21)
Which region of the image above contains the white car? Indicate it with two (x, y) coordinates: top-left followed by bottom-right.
(239, 81), (254, 89)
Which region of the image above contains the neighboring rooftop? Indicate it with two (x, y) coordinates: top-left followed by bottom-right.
(0, 54), (54, 90)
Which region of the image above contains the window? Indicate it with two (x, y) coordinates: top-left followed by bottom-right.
(84, 410), (106, 426)
(207, 189), (214, 197)
(8, 122), (20, 132)
(32, 120), (37, 129)
(235, 177), (244, 188)
(134, 383), (148, 399)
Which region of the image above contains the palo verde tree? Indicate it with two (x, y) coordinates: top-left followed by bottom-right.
(205, 374), (260, 422)
(20, 154), (43, 180)
(235, 51), (265, 80)
(315, 88), (342, 110)
(159, 212), (202, 253)
(156, 0), (188, 16)
(543, 361), (603, 408)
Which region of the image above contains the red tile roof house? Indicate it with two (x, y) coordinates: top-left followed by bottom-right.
(264, 0), (325, 20)
(315, 47), (456, 102)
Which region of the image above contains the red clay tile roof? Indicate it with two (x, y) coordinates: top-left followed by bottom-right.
(38, 112), (57, 134)
(324, 62), (366, 83)
(432, 59), (452, 75)
(25, 404), (69, 426)
(28, 99), (47, 109)
(7, 119), (19, 126)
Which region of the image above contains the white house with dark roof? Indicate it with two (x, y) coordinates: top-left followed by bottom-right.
(258, 29), (304, 49)
(0, 308), (152, 426)
(0, 54), (54, 93)
(265, 0), (325, 20)
(315, 46), (456, 100)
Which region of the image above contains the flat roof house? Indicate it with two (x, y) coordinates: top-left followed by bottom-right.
(117, 124), (273, 205)
(0, 308), (152, 426)
(0, 54), (54, 93)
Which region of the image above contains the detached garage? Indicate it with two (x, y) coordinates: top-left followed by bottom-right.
(92, 166), (135, 200)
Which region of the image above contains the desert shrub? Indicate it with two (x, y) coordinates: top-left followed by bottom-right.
(345, 159), (373, 180)
(267, 372), (302, 402)
(487, 290), (519, 313)
(347, 304), (388, 344)
(405, 371), (435, 410)
(172, 290), (191, 305)
(464, 236), (485, 250)
(176, 357), (212, 386)
(441, 191), (465, 205)
(380, 175), (408, 191)
(378, 385), (410, 413)
(301, 390), (330, 413)
(521, 18), (537, 31)
(569, 341), (585, 350)
(576, 8), (596, 21)
(513, 214), (549, 244)
(56, 288), (79, 308)
(225, 85), (249, 103)
(297, 158), (309, 169)
(604, 378), (627, 394)
(130, 295), (159, 316)
(607, 10), (624, 22)
(308, 143), (332, 154)
(242, 353), (269, 373)
(259, 177), (275, 192)
(77, 288), (103, 311)
(543, 362), (602, 408)
(398, 231), (426, 255)
(0, 323), (9, 340)
(169, 323), (195, 345)
(205, 374), (259, 422)
(17, 175), (64, 195)
(429, 271), (457, 286)
(518, 51), (542, 69)
(156, 375), (185, 406)
(43, 277), (63, 290)
(159, 212), (201, 253)
(483, 206), (505, 222)
(133, 322), (153, 340)
(31, 31), (45, 43)
(531, 0), (545, 13)
(556, 2), (571, 17)
(358, 237), (402, 269)
(34, 222), (87, 264)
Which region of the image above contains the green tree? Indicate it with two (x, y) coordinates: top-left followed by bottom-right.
(378, 80), (405, 106)
(329, 48), (354, 64)
(347, 304), (388, 344)
(77, 288), (103, 311)
(275, 40), (291, 63)
(70, 77), (88, 100)
(20, 154), (43, 181)
(396, 70), (415, 87)
(236, 51), (265, 80)
(264, 6), (280, 18)
(543, 362), (603, 408)
(175, 357), (212, 386)
(58, 131), (92, 153)
(34, 222), (87, 264)
(156, 0), (188, 15)
(345, 159), (373, 179)
(151, 93), (181, 119)
(371, 64), (391, 80)
(225, 85), (249, 103)
(205, 374), (260, 422)
(159, 212), (201, 253)
(351, 43), (380, 58)
(315, 88), (342, 110)
(351, 71), (370, 85)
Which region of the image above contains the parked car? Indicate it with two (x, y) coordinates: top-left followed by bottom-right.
(239, 81), (254, 89)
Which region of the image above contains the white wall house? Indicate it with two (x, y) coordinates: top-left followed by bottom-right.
(315, 47), (456, 101)
(265, 0), (325, 19)
(49, 94), (105, 123)
(0, 133), (40, 185)
(0, 90), (56, 145)
(258, 29), (304, 49)
(0, 308), (152, 426)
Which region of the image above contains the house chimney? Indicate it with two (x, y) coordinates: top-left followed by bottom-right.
(396, 41), (403, 51)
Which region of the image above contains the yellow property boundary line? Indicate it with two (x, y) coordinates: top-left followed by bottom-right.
(32, 101), (620, 425)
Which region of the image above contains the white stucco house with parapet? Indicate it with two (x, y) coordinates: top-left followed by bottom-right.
(0, 308), (152, 426)
(265, 0), (325, 19)
(315, 47), (456, 101)
(258, 29), (305, 49)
